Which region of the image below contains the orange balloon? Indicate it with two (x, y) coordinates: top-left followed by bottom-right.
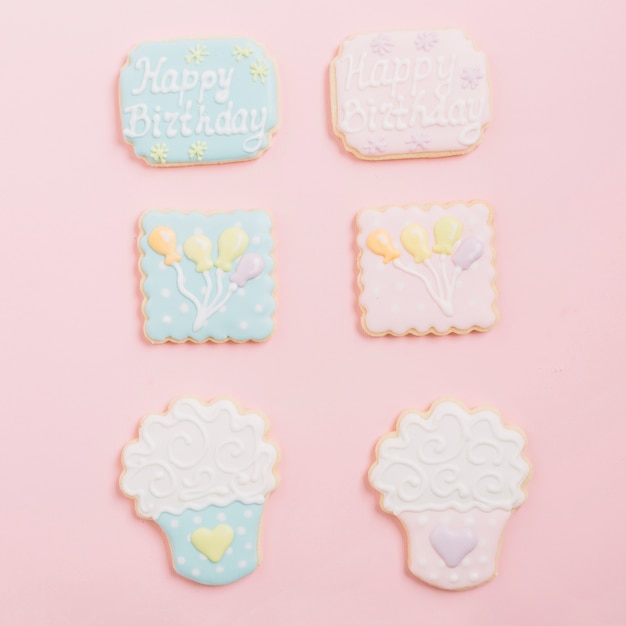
(366, 229), (400, 263)
(148, 226), (182, 265)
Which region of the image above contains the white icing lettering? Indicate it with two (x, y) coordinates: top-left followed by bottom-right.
(215, 101), (234, 134)
(179, 100), (193, 137)
(338, 99), (368, 133)
(163, 111), (179, 138)
(391, 58), (410, 98)
(179, 69), (199, 107)
(132, 56), (167, 95)
(123, 104), (150, 138)
(160, 69), (180, 94)
(215, 68), (234, 104)
(199, 70), (217, 104)
(242, 108), (268, 153)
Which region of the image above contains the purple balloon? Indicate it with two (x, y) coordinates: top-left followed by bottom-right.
(452, 237), (484, 270)
(230, 253), (265, 287)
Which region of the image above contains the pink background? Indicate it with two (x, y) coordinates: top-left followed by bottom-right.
(1, 1), (625, 624)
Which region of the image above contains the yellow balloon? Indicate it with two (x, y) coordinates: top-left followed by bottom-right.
(148, 226), (181, 265)
(366, 229), (400, 264)
(214, 227), (249, 271)
(183, 234), (213, 272)
(400, 224), (432, 264)
(432, 217), (463, 255)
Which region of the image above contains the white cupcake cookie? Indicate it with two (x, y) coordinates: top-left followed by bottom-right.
(369, 399), (530, 590)
(120, 397), (280, 586)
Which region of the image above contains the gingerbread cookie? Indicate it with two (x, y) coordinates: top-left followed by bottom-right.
(357, 201), (497, 336)
(139, 209), (276, 343)
(369, 399), (530, 590)
(331, 29), (490, 159)
(120, 397), (280, 586)
(120, 37), (279, 165)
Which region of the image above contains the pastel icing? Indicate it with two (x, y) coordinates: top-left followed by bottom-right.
(120, 397), (279, 586)
(331, 29), (490, 159)
(120, 38), (279, 165)
(369, 400), (529, 514)
(369, 400), (530, 590)
(139, 210), (276, 343)
(120, 397), (279, 519)
(357, 202), (497, 336)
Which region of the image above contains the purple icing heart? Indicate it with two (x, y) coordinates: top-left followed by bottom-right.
(429, 525), (478, 568)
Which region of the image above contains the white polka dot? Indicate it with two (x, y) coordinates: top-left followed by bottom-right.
(162, 315), (171, 323)
(251, 236), (261, 244)
(161, 288), (170, 297)
(442, 514), (452, 525)
(216, 565), (224, 573)
(478, 540), (487, 549)
(159, 261), (167, 270)
(376, 264), (385, 272)
(199, 554), (207, 561)
(234, 221), (242, 227)
(217, 513), (226, 522)
(243, 510), (253, 519)
(236, 527), (246, 535)
(186, 534), (191, 542)
(237, 288), (246, 297)
(487, 518), (497, 526)
(462, 558), (471, 567)
(395, 282), (404, 292)
(193, 516), (202, 524)
(170, 520), (179, 528)
(465, 517), (475, 526)
(219, 306), (227, 313)
(226, 548), (233, 555)
(372, 286), (381, 295)
(418, 557), (427, 566)
(253, 304), (263, 313)
(240, 321), (248, 330)
(245, 542), (252, 550)
(180, 303), (189, 313)
(479, 555), (488, 564)
(469, 572), (479, 581)
(194, 227), (204, 235)
(457, 279), (464, 288)
(429, 572), (438, 580)
(238, 560), (247, 568)
(417, 302), (425, 311)
(417, 515), (429, 526)
(200, 285), (207, 294)
(438, 559), (446, 568)
(468, 298), (477, 307)
(391, 304), (400, 313)
(449, 573), (459, 582)
(177, 556), (186, 564)
(191, 568), (201, 577)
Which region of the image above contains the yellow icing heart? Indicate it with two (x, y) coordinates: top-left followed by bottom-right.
(190, 525), (234, 562)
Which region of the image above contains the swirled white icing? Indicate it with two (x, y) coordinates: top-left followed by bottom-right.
(369, 401), (529, 514)
(120, 397), (279, 518)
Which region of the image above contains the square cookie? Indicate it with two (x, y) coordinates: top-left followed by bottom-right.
(357, 202), (497, 336)
(139, 210), (275, 342)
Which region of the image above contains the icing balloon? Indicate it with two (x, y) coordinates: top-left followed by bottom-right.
(215, 227), (249, 271)
(183, 234), (213, 272)
(230, 253), (265, 287)
(366, 229), (400, 263)
(452, 237), (484, 270)
(432, 217), (463, 255)
(400, 224), (432, 264)
(148, 227), (181, 265)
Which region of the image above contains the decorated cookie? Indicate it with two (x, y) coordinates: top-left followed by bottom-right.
(357, 201), (497, 336)
(120, 38), (279, 165)
(139, 210), (275, 343)
(369, 399), (530, 590)
(120, 397), (280, 586)
(331, 29), (490, 159)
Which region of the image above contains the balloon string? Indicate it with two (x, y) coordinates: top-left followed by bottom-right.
(446, 266), (462, 311)
(203, 284), (238, 319)
(172, 263), (203, 312)
(394, 260), (453, 317)
(207, 268), (225, 312)
(439, 254), (452, 300)
(201, 271), (213, 308)
(424, 259), (445, 302)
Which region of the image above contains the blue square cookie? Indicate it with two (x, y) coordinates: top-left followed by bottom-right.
(139, 210), (276, 342)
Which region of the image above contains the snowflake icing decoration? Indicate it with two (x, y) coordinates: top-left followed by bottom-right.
(370, 33), (393, 55)
(405, 133), (431, 151)
(189, 141), (208, 161)
(363, 137), (387, 155)
(414, 31), (439, 52)
(461, 66), (484, 89)
(233, 44), (253, 62)
(250, 58), (270, 83)
(185, 45), (210, 65)
(150, 143), (168, 163)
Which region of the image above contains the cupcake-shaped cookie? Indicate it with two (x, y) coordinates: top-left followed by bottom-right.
(120, 397), (279, 585)
(369, 399), (530, 590)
